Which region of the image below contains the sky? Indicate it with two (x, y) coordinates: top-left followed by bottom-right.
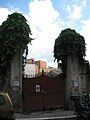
(0, 0), (90, 67)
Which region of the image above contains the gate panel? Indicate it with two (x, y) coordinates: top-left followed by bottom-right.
(43, 75), (65, 109)
(44, 92), (65, 108)
(22, 73), (65, 111)
(22, 76), (43, 110)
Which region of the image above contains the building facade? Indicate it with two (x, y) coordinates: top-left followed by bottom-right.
(24, 58), (39, 78)
(24, 64), (36, 78)
(35, 60), (47, 73)
(24, 58), (62, 78)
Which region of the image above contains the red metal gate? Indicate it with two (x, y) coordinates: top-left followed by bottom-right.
(22, 72), (65, 111)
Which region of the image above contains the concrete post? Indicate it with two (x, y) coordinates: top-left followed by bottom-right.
(10, 50), (22, 109)
(65, 55), (87, 109)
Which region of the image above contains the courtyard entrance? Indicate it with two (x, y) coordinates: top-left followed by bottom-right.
(22, 71), (65, 111)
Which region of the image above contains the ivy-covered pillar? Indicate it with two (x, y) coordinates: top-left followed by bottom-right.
(53, 28), (86, 110)
(0, 12), (32, 110)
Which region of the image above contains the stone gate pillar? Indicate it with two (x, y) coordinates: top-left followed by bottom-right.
(65, 55), (87, 110)
(10, 50), (22, 109)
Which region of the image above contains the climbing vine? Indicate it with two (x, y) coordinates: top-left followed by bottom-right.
(0, 12), (32, 88)
(53, 28), (86, 75)
(54, 28), (86, 62)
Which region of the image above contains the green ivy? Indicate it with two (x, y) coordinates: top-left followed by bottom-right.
(0, 12), (33, 88)
(54, 28), (86, 62)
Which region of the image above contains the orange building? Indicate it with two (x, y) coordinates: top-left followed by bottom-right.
(35, 60), (47, 73)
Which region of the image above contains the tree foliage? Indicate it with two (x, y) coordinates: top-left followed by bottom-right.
(54, 28), (86, 62)
(0, 12), (32, 87)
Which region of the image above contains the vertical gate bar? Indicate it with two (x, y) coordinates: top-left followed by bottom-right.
(41, 70), (45, 110)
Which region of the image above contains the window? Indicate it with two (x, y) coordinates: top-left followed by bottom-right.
(0, 95), (6, 106)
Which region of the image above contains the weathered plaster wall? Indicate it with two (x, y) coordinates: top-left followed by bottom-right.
(65, 55), (87, 109)
(10, 50), (22, 108)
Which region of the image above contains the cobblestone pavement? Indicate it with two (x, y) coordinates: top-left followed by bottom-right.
(15, 109), (77, 119)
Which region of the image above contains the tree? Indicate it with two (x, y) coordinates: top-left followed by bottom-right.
(0, 12), (32, 89)
(54, 28), (86, 108)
